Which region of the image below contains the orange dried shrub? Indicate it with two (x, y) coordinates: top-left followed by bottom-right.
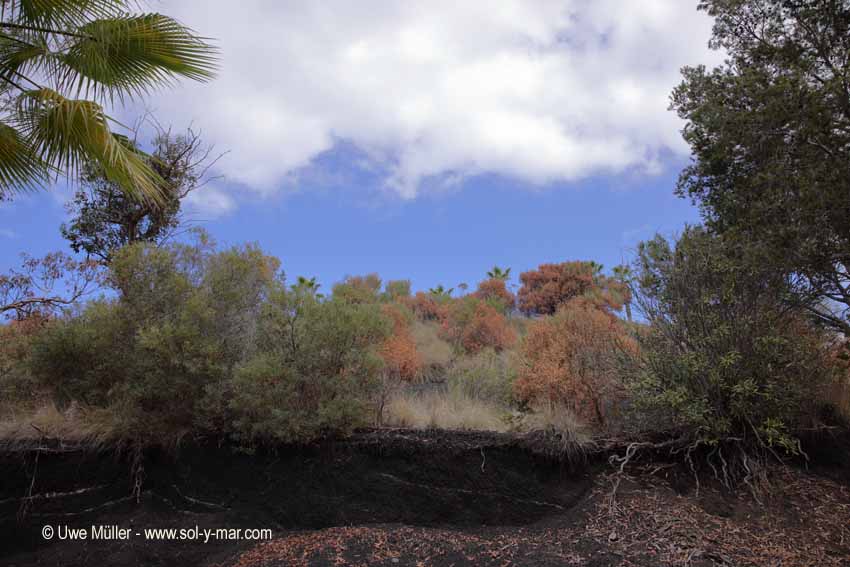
(517, 261), (627, 315)
(441, 298), (516, 354)
(473, 278), (515, 312)
(379, 304), (422, 381)
(376, 304), (422, 424)
(515, 301), (636, 428)
(404, 291), (448, 322)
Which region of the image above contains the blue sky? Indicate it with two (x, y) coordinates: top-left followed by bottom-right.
(1, 1), (715, 292)
(0, 151), (699, 293)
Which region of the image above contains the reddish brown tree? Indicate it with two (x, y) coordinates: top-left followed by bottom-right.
(514, 301), (636, 427)
(517, 261), (626, 316)
(404, 291), (449, 322)
(473, 278), (515, 312)
(441, 298), (516, 354)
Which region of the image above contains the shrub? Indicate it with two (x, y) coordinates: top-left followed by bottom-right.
(375, 304), (422, 424)
(628, 228), (837, 485)
(227, 290), (389, 444)
(515, 300), (635, 428)
(446, 348), (517, 406)
(332, 273), (382, 304)
(517, 261), (627, 316)
(410, 321), (453, 381)
(384, 279), (412, 300)
(29, 239), (280, 442)
(0, 314), (51, 407)
(473, 277), (515, 313)
(404, 291), (448, 322)
(441, 297), (516, 354)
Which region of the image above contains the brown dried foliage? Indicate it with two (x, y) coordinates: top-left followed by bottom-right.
(441, 300), (516, 354)
(517, 261), (627, 316)
(515, 300), (636, 427)
(473, 278), (516, 311)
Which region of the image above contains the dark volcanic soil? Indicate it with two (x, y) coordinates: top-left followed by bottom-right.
(1, 429), (849, 566)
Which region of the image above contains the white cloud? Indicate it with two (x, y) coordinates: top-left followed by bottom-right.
(146, 0), (722, 200)
(183, 185), (236, 219)
(0, 228), (17, 239)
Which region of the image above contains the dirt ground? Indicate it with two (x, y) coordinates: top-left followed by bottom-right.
(1, 430), (849, 566)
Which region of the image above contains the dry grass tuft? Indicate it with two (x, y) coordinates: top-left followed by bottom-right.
(385, 389), (509, 432)
(518, 402), (595, 461)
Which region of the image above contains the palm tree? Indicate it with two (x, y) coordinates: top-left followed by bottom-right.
(428, 284), (453, 299)
(0, 1), (217, 204)
(486, 266), (511, 281)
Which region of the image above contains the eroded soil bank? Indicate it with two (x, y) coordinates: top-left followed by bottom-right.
(1, 429), (849, 566)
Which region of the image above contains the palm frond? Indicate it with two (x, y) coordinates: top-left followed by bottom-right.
(11, 1), (127, 29)
(0, 33), (50, 87)
(16, 87), (165, 203)
(59, 14), (218, 100)
(0, 121), (49, 194)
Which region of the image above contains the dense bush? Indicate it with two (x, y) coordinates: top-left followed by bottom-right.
(410, 320), (454, 381)
(404, 291), (449, 322)
(332, 273), (382, 304)
(473, 278), (515, 313)
(29, 239), (279, 440)
(227, 288), (389, 444)
(440, 297), (516, 354)
(0, 315), (50, 406)
(374, 304), (422, 424)
(515, 300), (635, 428)
(517, 261), (627, 316)
(627, 227), (837, 482)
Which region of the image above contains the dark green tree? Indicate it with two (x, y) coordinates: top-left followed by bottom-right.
(61, 127), (220, 263)
(672, 0), (850, 333)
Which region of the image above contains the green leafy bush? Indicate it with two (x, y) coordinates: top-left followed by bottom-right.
(228, 289), (389, 444)
(29, 238), (280, 442)
(628, 227), (836, 484)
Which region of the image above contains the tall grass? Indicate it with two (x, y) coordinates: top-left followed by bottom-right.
(385, 389), (509, 432)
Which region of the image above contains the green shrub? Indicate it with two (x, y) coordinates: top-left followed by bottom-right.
(29, 239), (280, 442)
(227, 290), (389, 444)
(628, 227), (836, 484)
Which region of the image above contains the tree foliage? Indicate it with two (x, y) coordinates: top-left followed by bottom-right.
(229, 288), (389, 444)
(517, 261), (628, 316)
(61, 127), (219, 262)
(332, 273), (382, 304)
(672, 0), (850, 333)
(0, 251), (100, 319)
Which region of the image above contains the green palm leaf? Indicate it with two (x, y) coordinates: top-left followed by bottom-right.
(0, 121), (49, 191)
(11, 1), (127, 28)
(16, 87), (164, 203)
(60, 14), (218, 100)
(0, 34), (49, 86)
